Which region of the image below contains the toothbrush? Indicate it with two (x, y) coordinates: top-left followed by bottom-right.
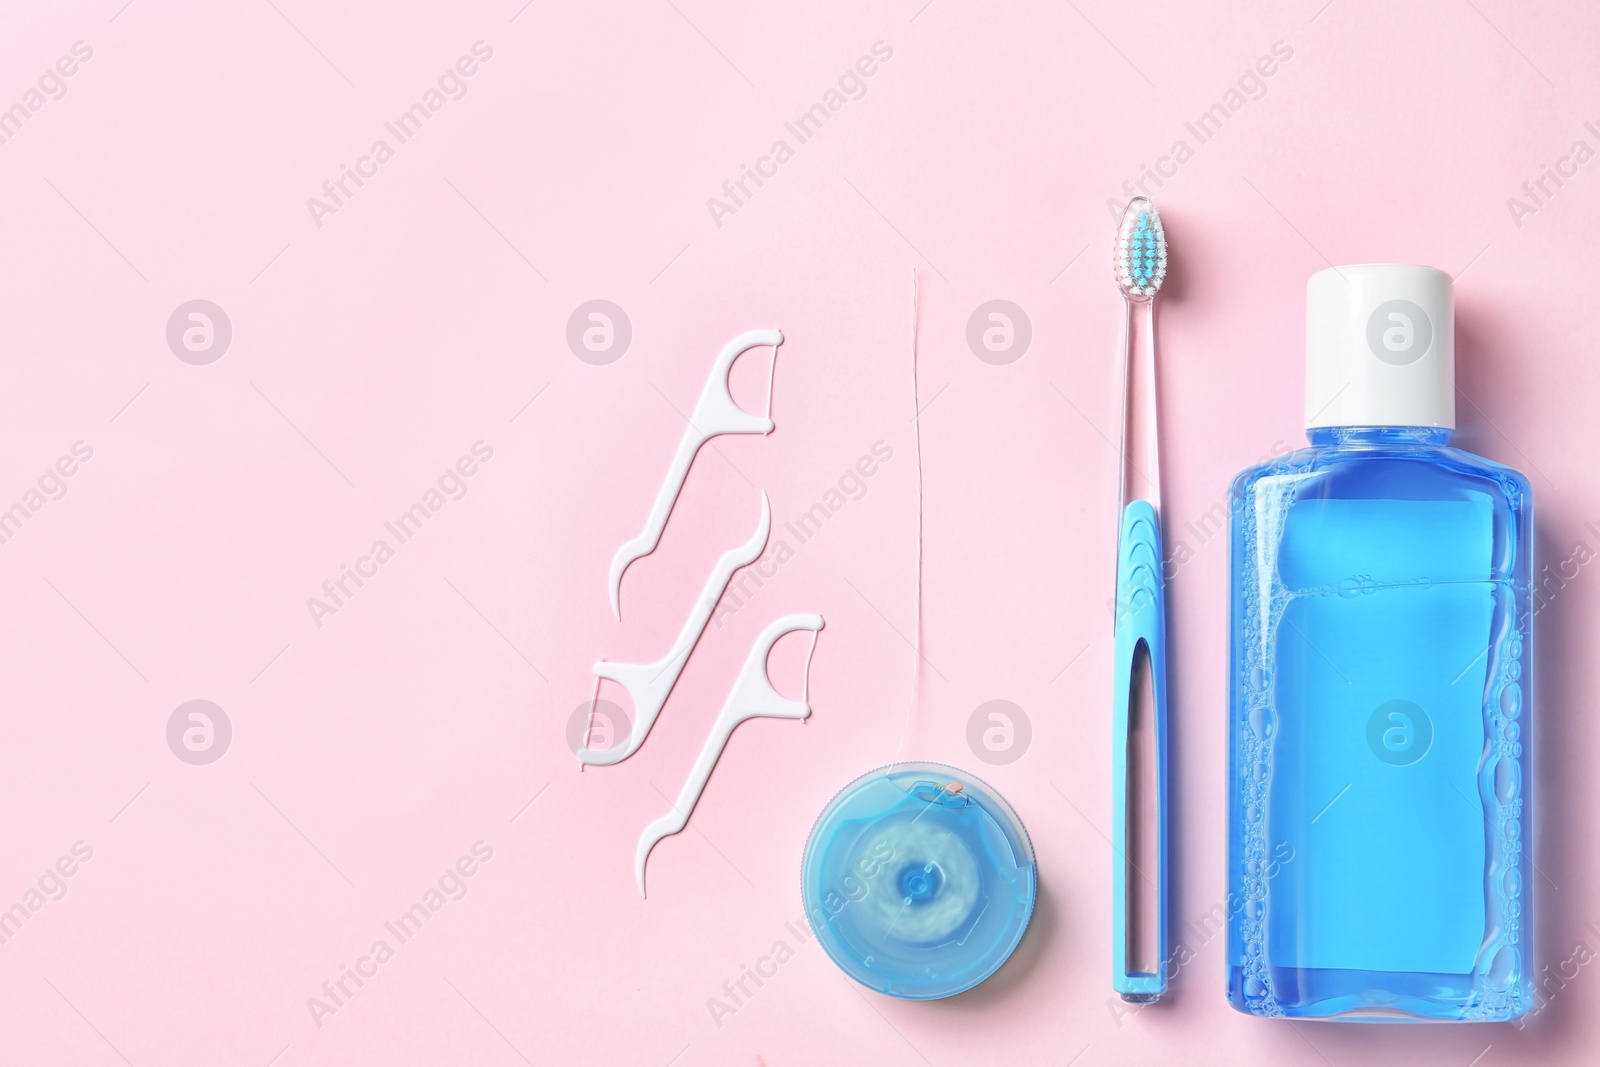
(1110, 197), (1169, 1003)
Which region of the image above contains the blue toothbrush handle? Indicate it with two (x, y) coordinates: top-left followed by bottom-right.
(1111, 499), (1169, 1000)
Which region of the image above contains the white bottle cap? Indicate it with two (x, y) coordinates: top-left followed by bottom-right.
(1305, 264), (1454, 430)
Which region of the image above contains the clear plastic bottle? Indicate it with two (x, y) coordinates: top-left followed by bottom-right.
(1227, 265), (1533, 1021)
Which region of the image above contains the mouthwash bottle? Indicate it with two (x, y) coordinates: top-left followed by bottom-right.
(1227, 265), (1533, 1021)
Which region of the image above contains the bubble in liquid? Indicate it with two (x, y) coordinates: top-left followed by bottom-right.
(1494, 758), (1522, 804)
(1500, 683), (1523, 720)
(1248, 703), (1273, 739)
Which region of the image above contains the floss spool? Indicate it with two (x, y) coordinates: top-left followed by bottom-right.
(799, 273), (1036, 1000)
(801, 763), (1036, 1000)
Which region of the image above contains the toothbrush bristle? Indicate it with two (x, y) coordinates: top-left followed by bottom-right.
(1115, 197), (1167, 299)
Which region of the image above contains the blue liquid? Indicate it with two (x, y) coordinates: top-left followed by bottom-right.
(1227, 427), (1533, 1021)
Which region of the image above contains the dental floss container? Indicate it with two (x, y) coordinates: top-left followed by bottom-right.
(801, 761), (1036, 1000)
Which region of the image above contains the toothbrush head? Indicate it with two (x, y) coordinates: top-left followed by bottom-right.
(1115, 197), (1167, 301)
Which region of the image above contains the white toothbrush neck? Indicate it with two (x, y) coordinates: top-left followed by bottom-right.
(1119, 295), (1162, 515)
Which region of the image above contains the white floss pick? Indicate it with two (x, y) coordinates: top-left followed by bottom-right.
(634, 613), (825, 897)
(608, 329), (783, 619)
(580, 493), (772, 767)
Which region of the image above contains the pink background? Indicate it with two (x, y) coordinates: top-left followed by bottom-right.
(2, 0), (1597, 1064)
